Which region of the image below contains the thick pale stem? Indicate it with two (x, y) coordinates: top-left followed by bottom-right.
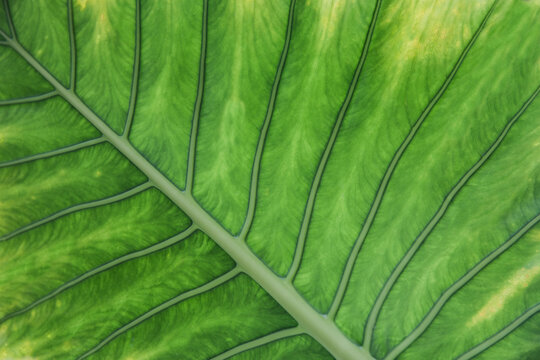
(4, 36), (374, 360)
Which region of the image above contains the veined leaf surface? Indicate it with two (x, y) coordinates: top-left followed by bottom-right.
(0, 0), (539, 359)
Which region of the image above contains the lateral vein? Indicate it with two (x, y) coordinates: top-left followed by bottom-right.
(0, 182), (152, 243)
(239, 0), (297, 240)
(0, 90), (57, 105)
(384, 212), (540, 360)
(327, 1), (498, 323)
(2, 17), (374, 360)
(185, 0), (208, 193)
(287, 0), (382, 282)
(455, 302), (540, 360)
(363, 82), (540, 349)
(0, 225), (197, 324)
(210, 326), (303, 360)
(67, 0), (76, 90)
(0, 137), (105, 169)
(3, 0), (16, 39)
(122, 0), (141, 138)
(77, 267), (242, 360)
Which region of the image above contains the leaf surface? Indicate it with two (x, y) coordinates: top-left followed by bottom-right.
(0, 0), (539, 359)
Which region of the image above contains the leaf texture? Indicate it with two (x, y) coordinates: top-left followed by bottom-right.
(0, 0), (539, 359)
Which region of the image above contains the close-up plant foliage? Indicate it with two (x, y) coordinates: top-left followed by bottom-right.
(0, 0), (539, 359)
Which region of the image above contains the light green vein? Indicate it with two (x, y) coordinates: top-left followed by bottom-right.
(185, 0), (208, 193)
(3, 0), (16, 39)
(67, 0), (76, 90)
(0, 182), (152, 242)
(77, 267), (242, 360)
(286, 0), (382, 281)
(384, 212), (540, 360)
(0, 137), (105, 168)
(327, 1), (498, 323)
(363, 82), (539, 349)
(122, 0), (140, 138)
(0, 90), (57, 105)
(1, 25), (374, 360)
(0, 225), (197, 324)
(456, 302), (540, 360)
(210, 326), (303, 360)
(239, 0), (297, 240)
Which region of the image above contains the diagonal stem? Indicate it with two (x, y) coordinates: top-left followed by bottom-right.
(2, 31), (374, 360)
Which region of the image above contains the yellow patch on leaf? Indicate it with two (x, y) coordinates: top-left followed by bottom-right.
(467, 264), (540, 327)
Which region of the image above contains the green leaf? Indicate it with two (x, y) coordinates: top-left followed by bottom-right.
(1, 0), (539, 359)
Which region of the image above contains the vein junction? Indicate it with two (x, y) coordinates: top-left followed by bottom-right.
(0, 25), (373, 360)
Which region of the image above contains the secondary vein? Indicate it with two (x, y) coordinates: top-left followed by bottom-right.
(3, 0), (16, 40)
(0, 182), (152, 242)
(210, 326), (303, 360)
(122, 0), (141, 138)
(1, 18), (374, 360)
(0, 90), (57, 105)
(185, 0), (208, 193)
(327, 0), (498, 323)
(384, 212), (540, 360)
(67, 0), (76, 90)
(0, 225), (197, 324)
(239, 0), (297, 240)
(455, 302), (540, 360)
(286, 0), (382, 282)
(0, 137), (105, 168)
(363, 82), (540, 349)
(77, 267), (242, 360)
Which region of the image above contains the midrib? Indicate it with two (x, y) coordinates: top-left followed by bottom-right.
(5, 37), (373, 360)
